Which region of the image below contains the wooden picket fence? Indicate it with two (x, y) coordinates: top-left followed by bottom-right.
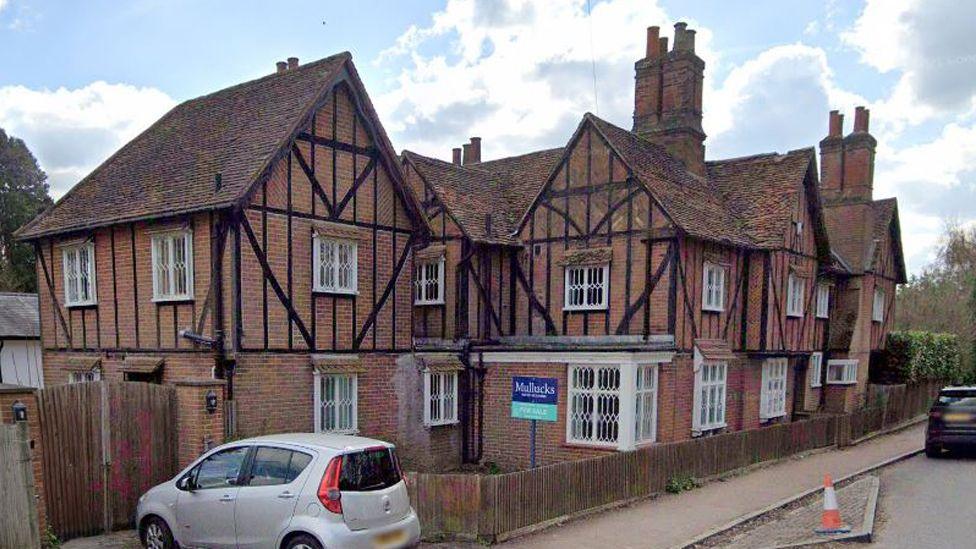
(38, 381), (179, 539)
(407, 381), (940, 543)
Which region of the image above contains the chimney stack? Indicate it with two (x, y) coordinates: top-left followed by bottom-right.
(452, 147), (462, 165)
(276, 61), (287, 73)
(633, 22), (706, 176)
(462, 137), (481, 165)
(287, 57), (300, 70)
(819, 106), (876, 203)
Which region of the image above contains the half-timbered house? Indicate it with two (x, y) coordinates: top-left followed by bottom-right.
(404, 22), (904, 470)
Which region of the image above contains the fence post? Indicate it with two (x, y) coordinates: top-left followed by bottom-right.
(836, 414), (852, 447)
(100, 382), (112, 534)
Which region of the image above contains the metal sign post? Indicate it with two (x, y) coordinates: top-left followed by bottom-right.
(511, 376), (558, 469)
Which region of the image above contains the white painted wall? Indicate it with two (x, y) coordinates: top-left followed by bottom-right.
(0, 339), (44, 388)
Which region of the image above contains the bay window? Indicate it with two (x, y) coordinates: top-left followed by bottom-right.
(62, 241), (97, 307)
(566, 362), (660, 449)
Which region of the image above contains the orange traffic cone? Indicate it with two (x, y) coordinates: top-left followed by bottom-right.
(815, 474), (851, 534)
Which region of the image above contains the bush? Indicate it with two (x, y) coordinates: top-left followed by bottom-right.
(886, 331), (962, 383)
(665, 473), (699, 494)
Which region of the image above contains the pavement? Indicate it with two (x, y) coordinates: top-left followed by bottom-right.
(500, 423), (925, 549)
(62, 423), (928, 549)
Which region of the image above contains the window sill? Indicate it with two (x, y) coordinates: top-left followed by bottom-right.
(760, 413), (786, 422)
(317, 429), (359, 436)
(425, 420), (459, 428)
(152, 296), (194, 304)
(414, 301), (445, 307)
(693, 423), (727, 436)
(314, 290), (359, 297)
(826, 380), (857, 386)
(563, 306), (608, 313)
(810, 383), (822, 389)
(701, 306), (724, 313)
(65, 302), (98, 309)
(786, 312), (803, 318)
(561, 440), (618, 451)
(816, 315), (829, 320)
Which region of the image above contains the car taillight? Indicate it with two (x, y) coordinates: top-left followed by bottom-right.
(930, 410), (943, 420)
(318, 456), (343, 514)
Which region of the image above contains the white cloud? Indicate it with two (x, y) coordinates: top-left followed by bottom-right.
(0, 0), (8, 12)
(0, 82), (176, 198)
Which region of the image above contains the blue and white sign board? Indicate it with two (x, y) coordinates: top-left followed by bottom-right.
(511, 376), (558, 422)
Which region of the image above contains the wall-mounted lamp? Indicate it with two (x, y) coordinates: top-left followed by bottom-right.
(205, 390), (218, 414)
(12, 401), (27, 422)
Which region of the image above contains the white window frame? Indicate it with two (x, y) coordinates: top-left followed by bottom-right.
(873, 287), (885, 322)
(62, 241), (97, 307)
(566, 362), (660, 450)
(69, 368), (101, 384)
(150, 230), (194, 302)
(563, 264), (609, 311)
(816, 283), (830, 319)
(787, 273), (805, 317)
(312, 235), (358, 295)
(634, 363), (658, 445)
(423, 370), (458, 426)
(692, 356), (727, 433)
(760, 358), (788, 420)
(702, 262), (726, 312)
(414, 256), (445, 305)
(313, 372), (358, 434)
(809, 352), (823, 388)
(826, 359), (858, 385)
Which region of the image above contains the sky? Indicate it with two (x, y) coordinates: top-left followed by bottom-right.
(1, 0), (974, 275)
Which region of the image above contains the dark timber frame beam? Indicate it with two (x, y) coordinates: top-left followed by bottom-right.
(35, 241), (72, 347)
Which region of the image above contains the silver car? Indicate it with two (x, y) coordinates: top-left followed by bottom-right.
(136, 433), (421, 548)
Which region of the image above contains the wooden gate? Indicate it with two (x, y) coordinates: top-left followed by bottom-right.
(1, 422), (41, 548)
(38, 381), (178, 539)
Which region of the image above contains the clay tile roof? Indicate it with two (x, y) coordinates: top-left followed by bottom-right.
(707, 149), (816, 248)
(823, 197), (905, 281)
(403, 147), (563, 244)
(0, 293), (39, 338)
(16, 53), (351, 240)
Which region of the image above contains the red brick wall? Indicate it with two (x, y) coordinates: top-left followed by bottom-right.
(174, 380), (226, 468)
(0, 388), (47, 536)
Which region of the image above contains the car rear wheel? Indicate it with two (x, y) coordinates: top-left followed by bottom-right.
(284, 533), (322, 549)
(142, 516), (175, 549)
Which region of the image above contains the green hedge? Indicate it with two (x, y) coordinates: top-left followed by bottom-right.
(886, 331), (962, 383)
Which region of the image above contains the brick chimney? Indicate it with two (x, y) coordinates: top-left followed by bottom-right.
(276, 61), (287, 73)
(633, 22), (706, 176)
(462, 137), (481, 165)
(287, 57), (300, 69)
(452, 147), (462, 165)
(819, 106), (876, 203)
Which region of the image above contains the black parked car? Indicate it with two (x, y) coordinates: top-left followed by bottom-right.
(926, 386), (976, 457)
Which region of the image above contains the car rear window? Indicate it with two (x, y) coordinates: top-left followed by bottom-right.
(339, 447), (401, 492)
(937, 391), (976, 407)
(248, 447), (314, 486)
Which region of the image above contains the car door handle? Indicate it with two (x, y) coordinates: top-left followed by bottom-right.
(219, 494), (236, 502)
(277, 491), (296, 499)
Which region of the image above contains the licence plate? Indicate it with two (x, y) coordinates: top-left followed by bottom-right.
(944, 412), (971, 422)
(374, 529), (406, 548)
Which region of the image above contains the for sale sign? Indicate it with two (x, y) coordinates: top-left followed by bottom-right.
(511, 376), (558, 422)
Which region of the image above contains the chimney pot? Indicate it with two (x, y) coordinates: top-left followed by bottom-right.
(287, 57), (299, 69)
(659, 36), (669, 54)
(276, 61), (287, 73)
(685, 29), (696, 52)
(673, 22), (692, 51)
(646, 26), (661, 58)
(853, 106), (870, 133)
(828, 110), (843, 137)
(452, 147), (462, 165)
(462, 143), (472, 165)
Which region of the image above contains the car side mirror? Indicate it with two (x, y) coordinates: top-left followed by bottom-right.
(177, 475), (195, 492)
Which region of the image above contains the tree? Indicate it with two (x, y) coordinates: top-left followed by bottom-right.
(0, 128), (52, 293)
(896, 221), (976, 381)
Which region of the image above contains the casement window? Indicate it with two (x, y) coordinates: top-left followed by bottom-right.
(69, 368), (100, 384)
(314, 373), (358, 434)
(873, 287), (885, 322)
(566, 363), (660, 449)
(826, 359), (858, 385)
(634, 364), (658, 444)
(787, 273), (805, 317)
(564, 264), (609, 310)
(313, 236), (358, 294)
(62, 242), (97, 307)
(151, 231), (193, 301)
(567, 364), (621, 446)
(693, 361), (727, 432)
(702, 262), (726, 312)
(760, 358), (788, 420)
(424, 370), (458, 426)
(809, 352), (823, 388)
(816, 283), (830, 319)
(414, 257), (445, 305)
